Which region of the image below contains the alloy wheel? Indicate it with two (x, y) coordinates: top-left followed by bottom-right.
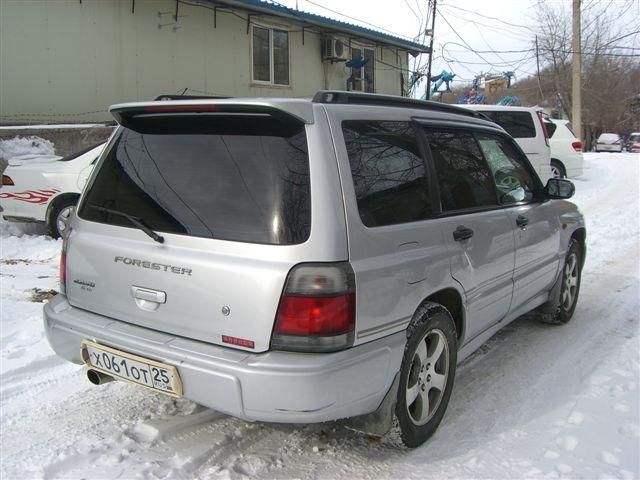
(405, 329), (449, 426)
(561, 252), (579, 311)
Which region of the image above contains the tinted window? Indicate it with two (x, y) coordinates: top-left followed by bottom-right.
(343, 121), (431, 227)
(423, 130), (497, 211)
(545, 121), (557, 138)
(481, 111), (536, 138)
(476, 133), (536, 204)
(79, 115), (310, 245)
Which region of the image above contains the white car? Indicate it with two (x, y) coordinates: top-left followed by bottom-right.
(457, 104), (553, 183)
(546, 119), (584, 178)
(1, 143), (105, 238)
(595, 133), (623, 152)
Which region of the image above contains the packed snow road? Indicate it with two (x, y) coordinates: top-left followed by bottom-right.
(1, 153), (638, 480)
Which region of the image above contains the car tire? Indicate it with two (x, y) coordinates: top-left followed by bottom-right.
(48, 197), (77, 239)
(394, 302), (457, 448)
(550, 160), (566, 179)
(541, 239), (582, 325)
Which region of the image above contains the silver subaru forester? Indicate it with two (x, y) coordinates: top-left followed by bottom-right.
(44, 91), (585, 448)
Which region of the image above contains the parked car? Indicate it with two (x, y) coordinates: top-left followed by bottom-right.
(545, 119), (584, 178)
(595, 133), (623, 152)
(44, 92), (585, 448)
(457, 104), (552, 183)
(1, 143), (105, 238)
(626, 132), (640, 152)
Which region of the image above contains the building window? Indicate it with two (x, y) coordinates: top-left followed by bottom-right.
(349, 47), (375, 93)
(252, 25), (290, 86)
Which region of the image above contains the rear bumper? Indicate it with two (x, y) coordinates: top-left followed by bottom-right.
(44, 295), (405, 423)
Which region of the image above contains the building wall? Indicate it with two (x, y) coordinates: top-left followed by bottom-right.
(0, 0), (409, 124)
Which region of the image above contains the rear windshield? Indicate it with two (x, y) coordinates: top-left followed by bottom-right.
(481, 111), (536, 138)
(78, 114), (311, 245)
(599, 133), (619, 141)
(630, 134), (640, 142)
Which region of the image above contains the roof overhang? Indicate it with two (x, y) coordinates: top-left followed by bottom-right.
(201, 0), (430, 55)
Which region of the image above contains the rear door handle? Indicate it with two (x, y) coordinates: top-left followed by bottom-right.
(453, 225), (474, 242)
(516, 215), (529, 228)
(131, 286), (166, 304)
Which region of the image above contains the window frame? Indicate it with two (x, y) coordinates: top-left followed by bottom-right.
(413, 120), (546, 217)
(349, 46), (375, 93)
(340, 119), (435, 228)
(251, 24), (290, 86)
(472, 131), (544, 207)
(416, 125), (501, 216)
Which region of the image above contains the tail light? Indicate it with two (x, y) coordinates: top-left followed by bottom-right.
(571, 141), (582, 152)
(271, 262), (356, 353)
(537, 112), (549, 147)
(2, 175), (14, 186)
(613, 140), (621, 145)
(597, 141), (604, 144)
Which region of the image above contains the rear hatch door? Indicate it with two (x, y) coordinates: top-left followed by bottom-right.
(66, 104), (314, 352)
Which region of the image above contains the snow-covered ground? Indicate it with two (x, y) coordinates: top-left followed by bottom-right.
(1, 153), (638, 479)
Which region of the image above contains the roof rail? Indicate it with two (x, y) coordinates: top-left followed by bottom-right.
(154, 94), (232, 101)
(312, 91), (484, 119)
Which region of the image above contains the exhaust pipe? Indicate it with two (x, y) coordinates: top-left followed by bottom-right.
(86, 368), (115, 385)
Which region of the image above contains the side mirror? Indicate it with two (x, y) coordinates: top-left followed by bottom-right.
(545, 178), (575, 199)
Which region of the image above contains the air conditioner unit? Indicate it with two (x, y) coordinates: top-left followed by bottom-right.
(322, 36), (348, 61)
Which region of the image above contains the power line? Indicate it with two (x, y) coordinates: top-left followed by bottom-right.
(443, 4), (534, 31)
(301, 0), (417, 42)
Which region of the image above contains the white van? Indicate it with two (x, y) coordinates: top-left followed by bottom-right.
(458, 105), (552, 183)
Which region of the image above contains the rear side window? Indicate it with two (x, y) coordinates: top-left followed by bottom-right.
(342, 121), (432, 227)
(422, 129), (498, 211)
(482, 111), (536, 138)
(545, 121), (557, 138)
(79, 115), (310, 245)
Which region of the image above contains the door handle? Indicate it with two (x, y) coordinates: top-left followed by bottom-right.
(516, 215), (529, 229)
(453, 225), (474, 242)
(131, 286), (166, 304)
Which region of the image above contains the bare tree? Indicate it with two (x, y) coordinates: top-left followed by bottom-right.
(531, 0), (640, 149)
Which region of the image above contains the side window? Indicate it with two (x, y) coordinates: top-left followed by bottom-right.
(476, 133), (536, 204)
(342, 121), (431, 227)
(422, 129), (497, 211)
(493, 111), (536, 138)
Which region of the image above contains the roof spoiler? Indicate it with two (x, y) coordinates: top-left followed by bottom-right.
(154, 94), (232, 101)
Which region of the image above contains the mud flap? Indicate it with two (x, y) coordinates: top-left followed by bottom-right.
(536, 265), (563, 320)
(345, 372), (400, 437)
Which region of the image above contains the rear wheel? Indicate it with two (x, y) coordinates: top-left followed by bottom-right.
(550, 160), (566, 179)
(395, 303), (457, 448)
(48, 197), (77, 239)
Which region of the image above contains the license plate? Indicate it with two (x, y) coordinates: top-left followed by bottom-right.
(81, 340), (182, 397)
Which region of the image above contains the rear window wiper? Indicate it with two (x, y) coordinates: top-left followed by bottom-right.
(88, 204), (165, 244)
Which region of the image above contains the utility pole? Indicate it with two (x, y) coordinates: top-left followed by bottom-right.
(572, 0), (582, 138)
(425, 0), (437, 100)
(535, 36), (544, 103)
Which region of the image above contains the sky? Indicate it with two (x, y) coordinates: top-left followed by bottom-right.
(276, 0), (640, 97)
